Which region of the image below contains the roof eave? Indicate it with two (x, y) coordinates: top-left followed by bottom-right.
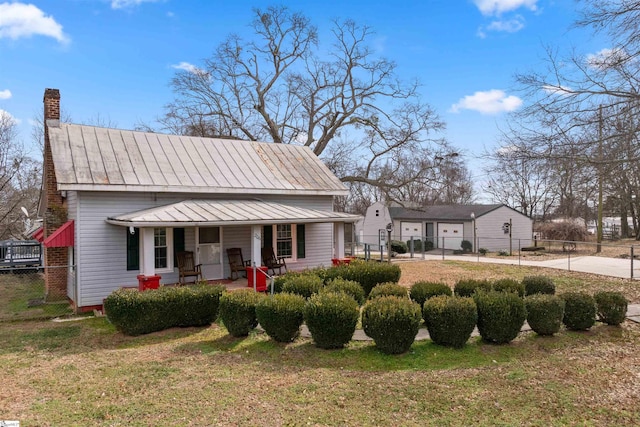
(58, 183), (348, 197)
(107, 217), (358, 228)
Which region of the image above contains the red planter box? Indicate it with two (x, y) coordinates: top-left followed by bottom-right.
(246, 267), (268, 291)
(137, 274), (161, 291)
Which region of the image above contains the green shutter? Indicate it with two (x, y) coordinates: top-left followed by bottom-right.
(126, 228), (139, 271)
(173, 227), (185, 265)
(263, 225), (273, 249)
(296, 224), (305, 259)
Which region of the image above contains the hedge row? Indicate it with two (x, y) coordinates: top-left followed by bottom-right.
(104, 284), (225, 336)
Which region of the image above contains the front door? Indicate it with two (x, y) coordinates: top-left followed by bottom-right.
(196, 227), (222, 279)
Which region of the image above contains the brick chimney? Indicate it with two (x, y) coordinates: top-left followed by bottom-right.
(42, 88), (68, 302)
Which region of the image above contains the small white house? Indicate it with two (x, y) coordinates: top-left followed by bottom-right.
(40, 89), (359, 311)
(362, 201), (533, 251)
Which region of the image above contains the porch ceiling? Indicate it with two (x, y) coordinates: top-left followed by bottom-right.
(105, 199), (359, 227)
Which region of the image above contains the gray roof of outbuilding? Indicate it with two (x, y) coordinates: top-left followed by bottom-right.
(47, 122), (348, 196)
(389, 204), (504, 221)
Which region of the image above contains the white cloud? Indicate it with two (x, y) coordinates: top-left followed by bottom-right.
(477, 15), (525, 37)
(111, 0), (161, 9)
(0, 2), (69, 43)
(171, 61), (208, 77)
(486, 16), (525, 32)
(473, 0), (538, 16)
(171, 61), (197, 72)
(450, 89), (522, 115)
(542, 84), (572, 96)
(0, 89), (11, 100)
(587, 48), (631, 70)
(0, 109), (20, 124)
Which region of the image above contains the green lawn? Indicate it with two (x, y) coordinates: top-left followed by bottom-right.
(1, 262), (639, 426)
(0, 271), (72, 321)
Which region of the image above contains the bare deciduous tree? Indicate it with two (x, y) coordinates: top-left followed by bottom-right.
(161, 5), (460, 208)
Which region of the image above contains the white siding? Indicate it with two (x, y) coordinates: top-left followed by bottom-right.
(476, 206), (532, 251)
(362, 202), (392, 245)
(66, 190), (78, 303)
(75, 191), (337, 307)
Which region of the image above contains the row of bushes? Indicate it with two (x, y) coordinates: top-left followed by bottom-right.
(104, 284), (226, 335)
(273, 261), (402, 298)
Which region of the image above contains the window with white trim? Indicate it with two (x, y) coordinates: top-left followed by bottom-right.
(264, 224), (305, 260)
(154, 228), (169, 269)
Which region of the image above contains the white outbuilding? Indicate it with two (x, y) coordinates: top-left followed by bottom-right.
(362, 201), (533, 252)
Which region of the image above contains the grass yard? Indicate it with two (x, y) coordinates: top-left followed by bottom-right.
(0, 271), (72, 321)
(1, 261), (639, 426)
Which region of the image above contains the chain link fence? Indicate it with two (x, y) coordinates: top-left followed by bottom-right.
(346, 235), (639, 279)
(0, 265), (73, 321)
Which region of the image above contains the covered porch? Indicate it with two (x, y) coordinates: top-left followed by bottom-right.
(106, 199), (359, 288)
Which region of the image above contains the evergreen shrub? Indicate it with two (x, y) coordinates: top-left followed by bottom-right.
(474, 290), (527, 344)
(492, 278), (525, 297)
(390, 240), (408, 254)
(255, 292), (306, 342)
(322, 278), (366, 305)
(409, 281), (452, 308)
(104, 284), (225, 336)
(281, 274), (323, 299)
(461, 240), (473, 252)
(525, 294), (565, 336)
(559, 292), (596, 331)
(328, 261), (402, 297)
(304, 292), (359, 349)
(407, 239), (422, 252)
(219, 289), (266, 337)
(522, 276), (555, 295)
(368, 282), (408, 300)
(362, 296), (422, 354)
(454, 279), (492, 297)
(594, 291), (628, 326)
(423, 295), (477, 348)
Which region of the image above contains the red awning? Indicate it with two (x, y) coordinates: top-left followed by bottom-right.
(44, 220), (74, 248)
(32, 227), (44, 243)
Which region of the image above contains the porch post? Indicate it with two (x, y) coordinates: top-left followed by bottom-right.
(334, 222), (345, 259)
(251, 225), (262, 266)
(137, 227), (161, 290)
(140, 227), (155, 276)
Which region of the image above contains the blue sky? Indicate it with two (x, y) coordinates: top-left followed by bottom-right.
(0, 0), (603, 199)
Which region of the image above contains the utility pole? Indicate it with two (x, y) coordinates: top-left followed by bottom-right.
(597, 105), (603, 253)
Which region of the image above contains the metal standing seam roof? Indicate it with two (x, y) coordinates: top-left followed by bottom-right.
(106, 199), (360, 227)
(388, 204), (505, 221)
(47, 122), (348, 196)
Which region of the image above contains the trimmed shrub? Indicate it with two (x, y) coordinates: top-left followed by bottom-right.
(474, 290), (527, 344)
(522, 276), (555, 296)
(322, 278), (366, 305)
(368, 282), (407, 300)
(492, 278), (525, 297)
(478, 248), (488, 256)
(423, 295), (477, 348)
(281, 274), (323, 299)
(454, 279), (492, 297)
(424, 240), (434, 251)
(328, 261), (402, 298)
(559, 292), (596, 331)
(407, 239), (422, 252)
(410, 281), (452, 308)
(219, 289), (266, 337)
(255, 293), (306, 342)
(104, 284), (225, 336)
(525, 294), (565, 336)
(390, 240), (408, 254)
(362, 296), (422, 354)
(304, 292), (359, 349)
(594, 291), (628, 326)
(461, 240), (472, 252)
(270, 271), (306, 294)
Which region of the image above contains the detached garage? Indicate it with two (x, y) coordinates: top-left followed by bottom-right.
(362, 201), (533, 252)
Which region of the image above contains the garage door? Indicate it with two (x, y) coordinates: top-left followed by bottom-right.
(437, 223), (463, 250)
(401, 222), (422, 241)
